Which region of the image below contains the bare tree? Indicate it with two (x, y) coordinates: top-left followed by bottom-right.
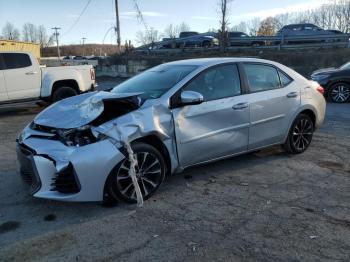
(269, 0), (350, 33)
(163, 22), (190, 38)
(178, 22), (190, 33)
(231, 21), (248, 33)
(22, 23), (37, 43)
(2, 22), (20, 40)
(246, 17), (261, 36)
(37, 25), (50, 47)
(218, 0), (234, 50)
(136, 27), (161, 45)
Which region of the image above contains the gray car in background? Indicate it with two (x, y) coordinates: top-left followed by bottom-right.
(276, 23), (344, 44)
(16, 58), (326, 204)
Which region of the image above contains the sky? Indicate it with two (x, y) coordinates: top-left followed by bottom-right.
(0, 0), (330, 45)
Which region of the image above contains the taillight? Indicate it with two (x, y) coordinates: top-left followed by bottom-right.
(90, 68), (95, 81)
(316, 85), (324, 95)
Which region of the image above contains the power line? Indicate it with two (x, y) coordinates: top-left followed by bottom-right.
(132, 0), (149, 30)
(63, 0), (92, 36)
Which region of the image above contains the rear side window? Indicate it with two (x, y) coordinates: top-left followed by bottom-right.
(279, 70), (293, 87)
(184, 64), (241, 101)
(2, 53), (32, 69)
(0, 55), (5, 70)
(243, 64), (281, 92)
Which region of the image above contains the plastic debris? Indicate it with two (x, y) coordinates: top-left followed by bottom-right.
(105, 124), (144, 207)
(124, 139), (144, 207)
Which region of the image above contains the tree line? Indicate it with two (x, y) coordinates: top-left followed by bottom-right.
(232, 0), (350, 36)
(0, 22), (53, 47)
(135, 0), (350, 46)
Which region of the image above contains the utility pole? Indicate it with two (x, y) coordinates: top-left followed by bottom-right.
(115, 0), (121, 51)
(51, 27), (61, 59)
(82, 37), (86, 56)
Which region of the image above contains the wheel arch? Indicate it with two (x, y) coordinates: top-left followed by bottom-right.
(52, 79), (80, 97)
(132, 135), (172, 176)
(283, 106), (317, 143)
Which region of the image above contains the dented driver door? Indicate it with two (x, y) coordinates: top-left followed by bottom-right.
(172, 63), (250, 168)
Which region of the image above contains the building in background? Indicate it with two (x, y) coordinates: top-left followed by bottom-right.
(0, 40), (40, 58)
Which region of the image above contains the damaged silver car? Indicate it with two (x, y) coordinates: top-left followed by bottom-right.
(16, 58), (326, 203)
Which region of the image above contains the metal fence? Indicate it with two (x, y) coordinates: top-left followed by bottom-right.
(135, 33), (350, 54)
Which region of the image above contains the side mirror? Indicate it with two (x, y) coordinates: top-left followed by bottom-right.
(180, 91), (204, 106)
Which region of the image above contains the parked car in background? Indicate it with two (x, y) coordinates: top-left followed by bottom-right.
(73, 55), (87, 60)
(275, 23), (344, 44)
(159, 31), (219, 49)
(179, 31), (200, 38)
(0, 52), (96, 104)
(228, 31), (265, 46)
(311, 62), (350, 103)
(16, 58), (325, 203)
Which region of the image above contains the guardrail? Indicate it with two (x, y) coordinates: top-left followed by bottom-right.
(134, 33), (350, 53)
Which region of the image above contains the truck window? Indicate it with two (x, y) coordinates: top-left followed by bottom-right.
(0, 54), (5, 70)
(2, 53), (32, 70)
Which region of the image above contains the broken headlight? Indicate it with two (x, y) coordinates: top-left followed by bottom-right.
(58, 125), (97, 147)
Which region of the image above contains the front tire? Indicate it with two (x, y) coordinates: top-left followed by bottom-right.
(284, 114), (314, 154)
(52, 86), (78, 102)
(106, 143), (166, 204)
(328, 83), (350, 103)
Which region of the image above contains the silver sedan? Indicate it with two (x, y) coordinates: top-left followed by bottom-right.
(16, 58), (326, 203)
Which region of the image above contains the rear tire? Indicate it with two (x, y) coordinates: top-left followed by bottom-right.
(52, 86), (78, 102)
(283, 114), (314, 154)
(328, 83), (350, 103)
(106, 142), (166, 204)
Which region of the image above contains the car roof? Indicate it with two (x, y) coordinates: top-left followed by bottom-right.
(165, 57), (278, 67)
(283, 23), (317, 28)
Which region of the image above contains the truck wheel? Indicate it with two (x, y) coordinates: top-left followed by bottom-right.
(52, 87), (78, 102)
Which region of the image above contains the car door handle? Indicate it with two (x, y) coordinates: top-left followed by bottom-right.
(286, 92), (298, 98)
(25, 71), (38, 75)
(232, 102), (249, 110)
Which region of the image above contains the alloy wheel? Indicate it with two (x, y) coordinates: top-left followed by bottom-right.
(292, 118), (313, 151)
(115, 152), (162, 200)
(331, 85), (350, 103)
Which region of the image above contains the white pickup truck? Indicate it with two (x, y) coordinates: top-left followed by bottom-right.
(0, 52), (96, 105)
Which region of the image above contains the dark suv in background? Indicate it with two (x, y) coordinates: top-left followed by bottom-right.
(159, 31), (219, 49)
(311, 62), (350, 103)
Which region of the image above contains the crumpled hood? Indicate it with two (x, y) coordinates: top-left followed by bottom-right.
(34, 91), (142, 129)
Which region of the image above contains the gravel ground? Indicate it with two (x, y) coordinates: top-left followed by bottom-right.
(0, 83), (349, 261)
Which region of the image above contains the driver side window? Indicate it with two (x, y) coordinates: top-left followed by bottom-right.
(184, 64), (241, 101)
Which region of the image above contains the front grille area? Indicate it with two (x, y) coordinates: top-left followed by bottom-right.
(17, 144), (41, 194)
(51, 163), (80, 194)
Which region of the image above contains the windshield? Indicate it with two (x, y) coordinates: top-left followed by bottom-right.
(112, 64), (198, 99)
(340, 62), (350, 70)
